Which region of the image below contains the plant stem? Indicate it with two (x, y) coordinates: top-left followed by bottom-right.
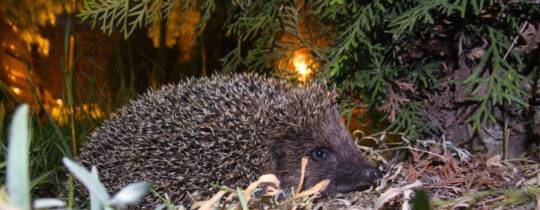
(503, 116), (509, 160)
(67, 35), (77, 157)
(63, 14), (77, 209)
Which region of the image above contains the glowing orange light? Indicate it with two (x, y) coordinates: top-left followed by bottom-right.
(293, 54), (311, 78)
(8, 74), (16, 80)
(9, 70), (25, 78)
(56, 99), (63, 106)
(11, 87), (21, 95)
(291, 48), (315, 82)
(48, 103), (105, 125)
(9, 44), (15, 50)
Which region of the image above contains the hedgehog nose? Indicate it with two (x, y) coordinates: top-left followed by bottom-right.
(363, 167), (382, 183)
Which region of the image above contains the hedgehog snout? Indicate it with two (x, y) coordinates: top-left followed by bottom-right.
(338, 164), (381, 184)
(330, 162), (382, 194)
(362, 165), (382, 184)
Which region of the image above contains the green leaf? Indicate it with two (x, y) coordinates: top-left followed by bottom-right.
(471, 0), (480, 14)
(412, 190), (431, 210)
(6, 104), (31, 210)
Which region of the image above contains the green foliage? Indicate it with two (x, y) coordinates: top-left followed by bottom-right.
(432, 185), (540, 208)
(79, 0), (196, 38)
(77, 0), (539, 140)
(409, 62), (439, 88)
(389, 103), (439, 140)
(221, 1), (291, 73)
(462, 28), (530, 131)
(387, 0), (462, 34)
(79, 0), (147, 37)
(2, 104), (151, 210)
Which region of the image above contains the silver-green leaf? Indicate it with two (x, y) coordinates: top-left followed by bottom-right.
(62, 157), (111, 203)
(32, 198), (66, 209)
(90, 166), (102, 210)
(7, 104), (31, 210)
(108, 182), (152, 208)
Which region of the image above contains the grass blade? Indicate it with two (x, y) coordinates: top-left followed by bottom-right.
(236, 187), (249, 210)
(30, 170), (55, 189)
(6, 104), (31, 210)
(0, 102), (5, 137)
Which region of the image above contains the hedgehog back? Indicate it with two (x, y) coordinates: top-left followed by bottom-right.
(78, 74), (292, 207)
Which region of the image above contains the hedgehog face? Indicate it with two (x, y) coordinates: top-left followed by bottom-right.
(302, 146), (382, 195)
(272, 108), (382, 196)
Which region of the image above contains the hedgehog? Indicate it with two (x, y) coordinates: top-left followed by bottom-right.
(78, 73), (382, 208)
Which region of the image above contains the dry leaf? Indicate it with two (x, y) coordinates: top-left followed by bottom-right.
(486, 155), (503, 168)
(195, 190), (226, 210)
(374, 180), (423, 209)
(242, 174), (280, 202)
(467, 47), (485, 60)
(280, 179), (331, 208)
(292, 179), (330, 199)
(296, 157), (309, 194)
(401, 189), (414, 210)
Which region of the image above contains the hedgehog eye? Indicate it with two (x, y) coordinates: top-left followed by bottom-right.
(309, 148), (328, 161)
